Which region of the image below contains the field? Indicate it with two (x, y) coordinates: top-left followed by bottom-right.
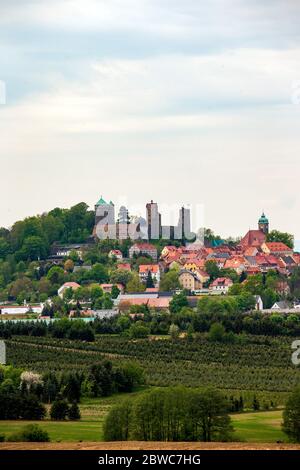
(0, 394), (288, 444)
(6, 333), (300, 406)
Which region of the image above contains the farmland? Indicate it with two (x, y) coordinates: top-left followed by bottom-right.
(5, 333), (300, 406)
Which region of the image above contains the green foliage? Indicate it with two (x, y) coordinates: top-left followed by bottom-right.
(68, 402), (81, 421)
(208, 323), (226, 342)
(266, 230), (294, 249)
(282, 387), (300, 442)
(128, 322), (150, 339)
(169, 292), (188, 313)
(103, 400), (132, 441)
(50, 399), (70, 420)
(159, 269), (180, 291)
(6, 424), (50, 442)
(104, 387), (233, 442)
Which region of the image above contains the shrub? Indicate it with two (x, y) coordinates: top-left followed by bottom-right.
(50, 399), (69, 420)
(68, 402), (81, 421)
(7, 424), (50, 442)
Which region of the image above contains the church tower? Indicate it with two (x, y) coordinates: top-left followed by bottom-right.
(258, 212), (269, 235)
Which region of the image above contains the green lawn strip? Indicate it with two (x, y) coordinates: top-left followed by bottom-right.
(230, 410), (287, 443)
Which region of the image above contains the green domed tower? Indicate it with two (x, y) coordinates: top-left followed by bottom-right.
(258, 212), (269, 235)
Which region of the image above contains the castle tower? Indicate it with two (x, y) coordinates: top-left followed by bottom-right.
(258, 212), (269, 235)
(93, 196), (115, 240)
(146, 200), (161, 240)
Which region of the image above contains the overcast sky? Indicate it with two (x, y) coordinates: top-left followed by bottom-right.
(0, 0), (300, 242)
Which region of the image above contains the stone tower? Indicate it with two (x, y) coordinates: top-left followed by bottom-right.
(258, 212), (269, 235)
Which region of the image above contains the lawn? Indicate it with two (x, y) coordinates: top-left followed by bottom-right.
(231, 410), (286, 443)
(0, 396), (288, 443)
(0, 390), (145, 442)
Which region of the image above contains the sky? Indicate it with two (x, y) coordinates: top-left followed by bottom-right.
(0, 0), (300, 242)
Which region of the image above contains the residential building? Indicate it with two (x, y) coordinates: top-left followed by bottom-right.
(139, 264), (161, 286)
(129, 243), (158, 261)
(117, 263), (131, 271)
(108, 249), (123, 260)
(210, 277), (233, 294)
(179, 270), (204, 292)
(100, 283), (124, 294)
(261, 242), (293, 256)
(58, 282), (80, 298)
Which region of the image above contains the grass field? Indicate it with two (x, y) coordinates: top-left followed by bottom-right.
(0, 394), (287, 443)
(231, 410), (286, 443)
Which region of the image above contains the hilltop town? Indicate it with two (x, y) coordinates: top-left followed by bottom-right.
(0, 196), (299, 318)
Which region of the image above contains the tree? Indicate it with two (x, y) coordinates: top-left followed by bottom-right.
(126, 275), (146, 293)
(169, 292), (188, 313)
(103, 400), (132, 441)
(105, 387), (233, 442)
(146, 270), (154, 289)
(68, 402), (81, 421)
(282, 387), (300, 442)
(205, 260), (220, 280)
(89, 362), (114, 397)
(159, 269), (180, 291)
(208, 323), (226, 342)
(128, 322), (150, 339)
(111, 285), (120, 299)
(64, 259), (74, 272)
(50, 399), (69, 420)
(47, 266), (65, 285)
(267, 230), (294, 249)
(169, 323), (180, 340)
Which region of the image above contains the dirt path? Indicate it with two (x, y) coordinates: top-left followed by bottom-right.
(1, 442), (300, 450)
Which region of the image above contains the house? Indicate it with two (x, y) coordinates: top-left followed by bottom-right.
(108, 249), (123, 260)
(117, 291), (172, 311)
(139, 265), (161, 286)
(58, 282), (81, 298)
(271, 301), (291, 311)
(100, 283), (124, 294)
(179, 270), (203, 292)
(183, 260), (206, 272)
(254, 295), (264, 311)
(117, 263), (131, 271)
(129, 243), (158, 261)
(223, 256), (246, 274)
(261, 242), (293, 256)
(210, 277), (233, 294)
(50, 244), (92, 260)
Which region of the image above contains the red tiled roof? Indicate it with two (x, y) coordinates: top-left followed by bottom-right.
(264, 242), (292, 252)
(131, 243), (157, 250)
(210, 277), (233, 287)
(139, 264), (159, 273)
(240, 230), (266, 247)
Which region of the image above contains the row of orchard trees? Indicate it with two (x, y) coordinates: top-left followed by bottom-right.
(104, 387), (233, 442)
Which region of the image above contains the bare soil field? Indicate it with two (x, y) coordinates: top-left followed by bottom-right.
(1, 442), (300, 450)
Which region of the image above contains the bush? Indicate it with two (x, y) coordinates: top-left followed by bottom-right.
(0, 433), (5, 442)
(50, 399), (69, 420)
(7, 424), (50, 442)
(68, 402), (81, 421)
